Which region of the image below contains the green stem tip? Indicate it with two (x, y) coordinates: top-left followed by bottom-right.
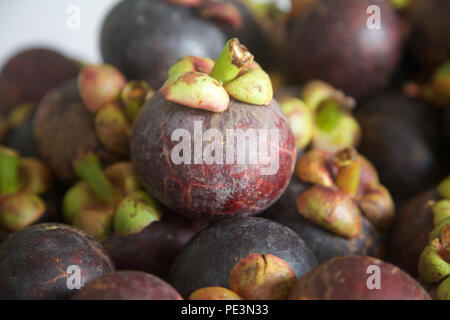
(73, 153), (116, 205)
(210, 38), (254, 85)
(0, 146), (20, 195)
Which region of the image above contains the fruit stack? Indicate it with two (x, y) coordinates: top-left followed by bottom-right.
(0, 0), (448, 300)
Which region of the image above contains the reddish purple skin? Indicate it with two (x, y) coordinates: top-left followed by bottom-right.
(34, 79), (122, 183)
(408, 0), (450, 74)
(103, 211), (208, 279)
(289, 255), (431, 300)
(131, 92), (296, 220)
(389, 190), (437, 277)
(0, 48), (79, 115)
(71, 271), (182, 300)
(0, 223), (114, 300)
(286, 0), (402, 98)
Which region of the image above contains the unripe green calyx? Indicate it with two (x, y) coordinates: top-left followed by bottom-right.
(0, 146), (51, 233)
(113, 191), (163, 237)
(432, 200), (450, 226)
(279, 97), (313, 150)
(160, 38), (273, 112)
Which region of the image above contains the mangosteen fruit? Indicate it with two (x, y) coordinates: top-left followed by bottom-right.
(390, 176), (450, 278)
(355, 92), (447, 202)
(289, 255), (431, 300)
(100, 0), (226, 89)
(33, 79), (123, 183)
(0, 223), (114, 299)
(0, 145), (56, 233)
(264, 148), (393, 262)
(131, 39), (296, 220)
(62, 157), (208, 277)
(71, 271), (182, 300)
(285, 0), (402, 98)
(0, 48), (79, 115)
(103, 211), (207, 279)
(168, 217), (318, 298)
(408, 0), (450, 74)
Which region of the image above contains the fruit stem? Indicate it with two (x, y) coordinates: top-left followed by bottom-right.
(333, 147), (361, 197)
(73, 153), (116, 205)
(210, 38), (254, 85)
(0, 146), (20, 196)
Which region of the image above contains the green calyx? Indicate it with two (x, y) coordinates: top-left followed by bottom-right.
(121, 80), (154, 123)
(315, 100), (343, 133)
(95, 103), (131, 155)
(438, 176), (450, 199)
(62, 181), (101, 224)
(417, 237), (450, 284)
(429, 217), (450, 242)
(0, 193), (45, 233)
(279, 97), (313, 150)
(436, 276), (450, 300)
(160, 38), (273, 112)
(113, 191), (163, 237)
(296, 185), (362, 239)
(73, 153), (116, 205)
(389, 0), (411, 10)
(18, 158), (52, 195)
(0, 146), (20, 195)
(65, 159), (163, 240)
(224, 68), (273, 105)
(432, 200), (450, 226)
(301, 80), (355, 113)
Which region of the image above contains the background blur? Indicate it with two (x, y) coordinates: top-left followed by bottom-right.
(0, 0), (288, 66)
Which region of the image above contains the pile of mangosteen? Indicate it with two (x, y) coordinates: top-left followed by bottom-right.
(0, 0), (449, 301)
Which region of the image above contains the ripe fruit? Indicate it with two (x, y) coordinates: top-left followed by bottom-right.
(289, 255), (431, 300)
(0, 223), (114, 299)
(168, 217), (318, 298)
(71, 271), (182, 300)
(131, 39), (295, 220)
(285, 0), (402, 98)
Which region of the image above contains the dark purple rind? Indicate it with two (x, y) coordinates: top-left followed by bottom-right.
(0, 223), (114, 300)
(355, 92), (447, 203)
(100, 0), (226, 89)
(71, 271), (182, 300)
(103, 211), (208, 279)
(389, 189), (438, 277)
(0, 48), (79, 115)
(167, 217), (318, 298)
(4, 114), (39, 158)
(408, 0), (450, 74)
(131, 92), (296, 220)
(286, 0), (402, 98)
(33, 79), (122, 183)
(289, 255), (431, 300)
(262, 174), (386, 262)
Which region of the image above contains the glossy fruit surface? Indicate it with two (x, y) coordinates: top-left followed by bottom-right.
(168, 217), (318, 298)
(286, 0), (402, 98)
(0, 223), (114, 299)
